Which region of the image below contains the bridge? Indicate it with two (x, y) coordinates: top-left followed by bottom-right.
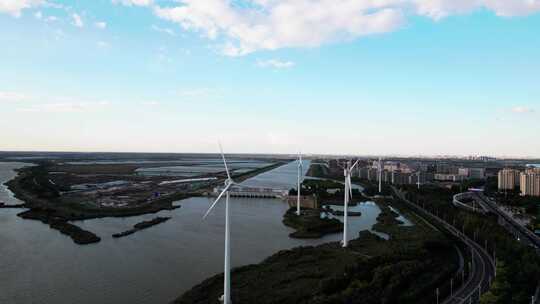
(392, 186), (496, 304)
(452, 192), (489, 214)
(212, 185), (289, 199)
(474, 192), (540, 251)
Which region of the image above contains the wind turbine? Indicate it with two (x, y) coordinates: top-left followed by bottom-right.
(296, 153), (303, 216)
(378, 157), (383, 194)
(202, 144), (237, 304)
(342, 159), (359, 248)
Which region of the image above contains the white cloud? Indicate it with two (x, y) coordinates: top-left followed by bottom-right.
(0, 0), (44, 17)
(415, 0), (540, 19)
(177, 88), (215, 97)
(97, 41), (110, 48)
(45, 15), (58, 22)
(152, 0), (540, 56)
(95, 21), (107, 29)
(257, 59), (295, 69)
(151, 25), (176, 36)
(154, 1), (406, 56)
(511, 106), (535, 114)
(34, 10), (42, 19)
(18, 101), (110, 113)
(140, 100), (160, 106)
(0, 91), (27, 102)
(72, 13), (84, 27)
(113, 0), (153, 6)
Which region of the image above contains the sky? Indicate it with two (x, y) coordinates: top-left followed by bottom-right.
(0, 0), (539, 157)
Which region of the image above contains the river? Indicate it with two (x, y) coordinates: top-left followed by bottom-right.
(0, 160), (394, 304)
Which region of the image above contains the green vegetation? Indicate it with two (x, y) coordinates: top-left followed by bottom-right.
(290, 179), (363, 201)
(176, 200), (460, 304)
(401, 185), (540, 303)
(282, 208), (343, 238)
(112, 216), (171, 238)
(306, 162), (329, 178)
(480, 261), (512, 304)
(18, 208), (100, 244)
(372, 203), (403, 233)
(351, 178), (392, 197)
(10, 162), (63, 199)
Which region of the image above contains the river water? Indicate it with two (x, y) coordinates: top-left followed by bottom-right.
(0, 161), (394, 304)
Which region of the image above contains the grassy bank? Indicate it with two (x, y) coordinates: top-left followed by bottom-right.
(174, 197), (459, 304)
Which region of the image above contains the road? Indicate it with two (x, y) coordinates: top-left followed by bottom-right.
(474, 192), (540, 250)
(391, 187), (496, 304)
(475, 192), (540, 304)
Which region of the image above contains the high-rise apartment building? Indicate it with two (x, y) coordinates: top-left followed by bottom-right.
(520, 170), (540, 197)
(498, 169), (520, 190)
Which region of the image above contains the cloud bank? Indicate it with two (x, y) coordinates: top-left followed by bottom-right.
(0, 91), (27, 102)
(152, 0), (540, 55)
(257, 59), (295, 69)
(1, 0), (539, 55)
(511, 106), (535, 114)
(0, 0), (44, 17)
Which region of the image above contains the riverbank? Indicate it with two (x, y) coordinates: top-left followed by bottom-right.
(175, 199), (459, 304)
(3, 164), (192, 245)
(4, 160), (288, 245)
(112, 216), (172, 238)
(4, 166), (191, 221)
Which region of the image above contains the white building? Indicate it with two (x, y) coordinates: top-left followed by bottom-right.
(498, 169), (520, 190)
(520, 170), (540, 197)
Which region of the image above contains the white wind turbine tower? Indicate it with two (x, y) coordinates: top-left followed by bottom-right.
(342, 159), (359, 248)
(296, 153), (303, 216)
(202, 144), (237, 304)
(378, 157), (383, 194)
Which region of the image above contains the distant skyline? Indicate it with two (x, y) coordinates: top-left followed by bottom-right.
(1, 0), (539, 157)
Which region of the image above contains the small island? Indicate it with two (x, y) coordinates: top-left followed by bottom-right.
(282, 207), (343, 238)
(322, 205), (362, 217)
(18, 208), (101, 245)
(112, 216), (172, 238)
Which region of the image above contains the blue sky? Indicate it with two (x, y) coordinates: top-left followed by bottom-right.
(0, 0), (539, 157)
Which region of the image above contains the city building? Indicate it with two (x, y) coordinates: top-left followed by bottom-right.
(424, 172), (435, 182)
(391, 171), (410, 185)
(498, 169), (520, 190)
(384, 162), (400, 172)
(469, 168), (486, 179)
(408, 172), (425, 185)
(458, 168), (470, 177)
(434, 173), (464, 182)
(520, 170), (540, 197)
(368, 168), (378, 181)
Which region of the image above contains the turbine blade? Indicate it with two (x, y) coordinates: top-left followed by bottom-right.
(219, 142), (231, 180)
(350, 160), (360, 170)
(203, 184), (231, 219)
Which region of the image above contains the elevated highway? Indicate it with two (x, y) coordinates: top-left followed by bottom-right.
(392, 187), (496, 304)
(474, 193), (540, 251)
